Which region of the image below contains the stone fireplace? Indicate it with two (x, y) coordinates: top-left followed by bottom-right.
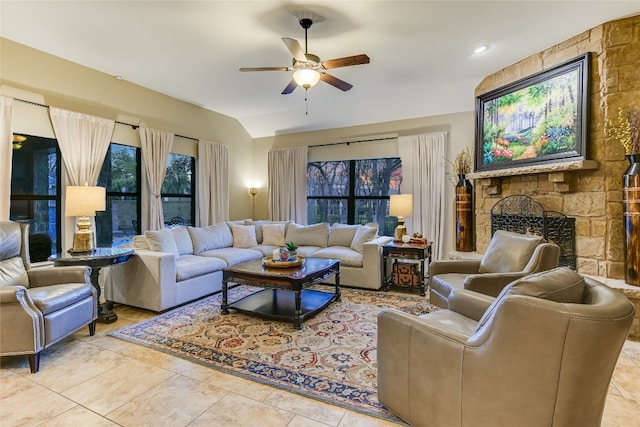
(467, 15), (640, 339)
(469, 14), (640, 281)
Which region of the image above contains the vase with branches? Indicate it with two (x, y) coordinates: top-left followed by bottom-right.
(606, 106), (640, 286)
(449, 147), (474, 251)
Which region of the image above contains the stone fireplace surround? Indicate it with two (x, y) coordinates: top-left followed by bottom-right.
(466, 15), (640, 338)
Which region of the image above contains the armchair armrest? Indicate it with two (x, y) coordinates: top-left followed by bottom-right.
(361, 236), (393, 283)
(0, 286), (44, 354)
(448, 288), (494, 321)
(463, 271), (528, 297)
(28, 266), (91, 288)
(377, 308), (467, 425)
(430, 259), (481, 276)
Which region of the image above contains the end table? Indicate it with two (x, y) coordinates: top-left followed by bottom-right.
(49, 247), (134, 323)
(382, 240), (432, 296)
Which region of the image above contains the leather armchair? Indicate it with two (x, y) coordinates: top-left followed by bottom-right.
(429, 230), (560, 308)
(0, 221), (97, 373)
(378, 267), (635, 427)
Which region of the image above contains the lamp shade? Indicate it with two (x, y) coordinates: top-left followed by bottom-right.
(389, 194), (413, 217)
(65, 185), (106, 217)
(293, 69), (321, 89)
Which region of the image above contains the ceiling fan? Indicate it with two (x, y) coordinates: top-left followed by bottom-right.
(239, 18), (370, 94)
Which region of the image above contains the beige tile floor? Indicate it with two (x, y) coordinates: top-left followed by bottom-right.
(1, 303), (639, 427)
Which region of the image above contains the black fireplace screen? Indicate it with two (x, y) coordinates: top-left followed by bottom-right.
(491, 195), (576, 269)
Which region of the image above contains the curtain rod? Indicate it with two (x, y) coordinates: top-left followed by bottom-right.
(309, 136), (397, 148)
(12, 97), (199, 142)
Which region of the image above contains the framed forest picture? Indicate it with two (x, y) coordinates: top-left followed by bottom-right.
(475, 53), (590, 172)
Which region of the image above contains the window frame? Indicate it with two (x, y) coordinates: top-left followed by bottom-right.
(9, 134), (62, 256)
(307, 158), (402, 236)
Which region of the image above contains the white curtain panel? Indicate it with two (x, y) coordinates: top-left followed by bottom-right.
(49, 107), (114, 186)
(197, 140), (228, 226)
(398, 132), (447, 259)
(139, 127), (174, 231)
(267, 146), (308, 223)
(0, 96), (14, 221)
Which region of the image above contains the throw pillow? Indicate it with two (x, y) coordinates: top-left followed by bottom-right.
(474, 267), (586, 334)
(285, 223), (330, 248)
(187, 223), (233, 254)
(328, 223), (360, 247)
(245, 219), (271, 243)
(262, 223), (286, 246)
(131, 235), (151, 250)
(170, 226), (193, 255)
(478, 230), (543, 273)
(231, 225), (258, 248)
(145, 229), (180, 260)
(350, 225), (378, 253)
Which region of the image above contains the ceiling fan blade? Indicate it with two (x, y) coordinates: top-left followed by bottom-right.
(321, 54), (370, 69)
(281, 79), (298, 95)
(282, 38), (307, 63)
(320, 73), (353, 91)
(239, 67), (289, 72)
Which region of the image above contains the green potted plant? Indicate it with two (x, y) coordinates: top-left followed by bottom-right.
(285, 241), (298, 257)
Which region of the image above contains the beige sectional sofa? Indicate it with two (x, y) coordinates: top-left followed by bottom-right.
(103, 220), (393, 312)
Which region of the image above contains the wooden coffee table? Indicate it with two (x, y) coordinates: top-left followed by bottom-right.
(221, 257), (340, 329)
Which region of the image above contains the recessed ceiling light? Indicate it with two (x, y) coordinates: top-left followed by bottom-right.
(473, 45), (489, 54)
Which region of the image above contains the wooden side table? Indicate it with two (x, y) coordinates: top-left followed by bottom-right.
(49, 247), (134, 323)
(382, 240), (432, 296)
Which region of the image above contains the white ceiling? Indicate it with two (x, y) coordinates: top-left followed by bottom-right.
(1, 1), (639, 138)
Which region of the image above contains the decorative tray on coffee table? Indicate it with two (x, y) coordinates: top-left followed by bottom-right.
(262, 257), (305, 268)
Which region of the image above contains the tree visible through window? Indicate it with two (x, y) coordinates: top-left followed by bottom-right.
(161, 153), (195, 226)
(307, 158), (402, 236)
(97, 143), (140, 247)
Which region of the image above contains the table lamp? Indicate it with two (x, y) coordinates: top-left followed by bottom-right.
(390, 194), (413, 241)
(65, 184), (106, 253)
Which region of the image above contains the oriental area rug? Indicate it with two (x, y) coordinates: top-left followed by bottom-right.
(109, 286), (437, 422)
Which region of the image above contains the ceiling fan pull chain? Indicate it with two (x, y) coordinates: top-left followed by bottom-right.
(305, 89), (309, 115)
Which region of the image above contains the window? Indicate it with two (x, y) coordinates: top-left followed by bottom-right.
(307, 158), (402, 236)
(9, 134), (61, 261)
(161, 153), (195, 226)
(96, 143), (141, 247)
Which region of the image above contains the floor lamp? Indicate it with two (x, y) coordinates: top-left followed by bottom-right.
(249, 187), (258, 219)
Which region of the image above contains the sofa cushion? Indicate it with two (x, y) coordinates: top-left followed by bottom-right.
(175, 255), (226, 281)
(351, 225), (378, 253)
(188, 223), (233, 254)
(478, 230), (543, 273)
(27, 283), (93, 315)
(231, 225), (258, 248)
(286, 223), (329, 248)
(199, 248), (263, 266)
(328, 223), (359, 247)
(245, 220), (270, 243)
(170, 226), (193, 255)
(0, 257), (29, 288)
(474, 267), (586, 334)
(313, 246), (363, 268)
(145, 229), (180, 260)
(262, 223), (286, 246)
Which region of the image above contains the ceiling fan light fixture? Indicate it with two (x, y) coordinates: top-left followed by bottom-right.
(293, 68), (321, 89)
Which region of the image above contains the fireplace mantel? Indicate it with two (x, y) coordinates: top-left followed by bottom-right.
(468, 159), (599, 194)
(467, 159), (599, 180)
